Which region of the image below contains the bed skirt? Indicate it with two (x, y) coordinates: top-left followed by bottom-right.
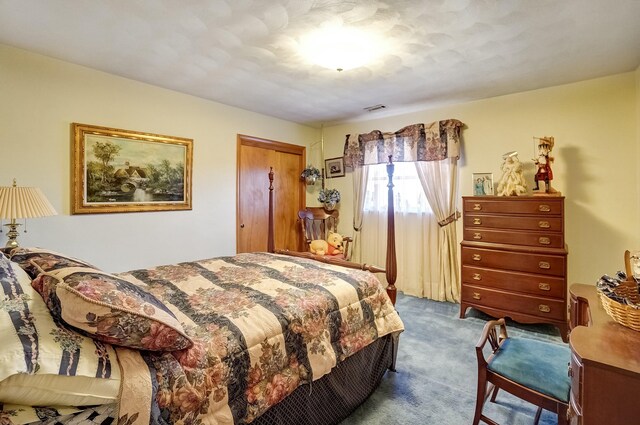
(253, 332), (397, 425)
(8, 333), (394, 425)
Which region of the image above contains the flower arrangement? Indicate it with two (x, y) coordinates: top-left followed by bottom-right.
(318, 188), (340, 208)
(300, 165), (321, 180)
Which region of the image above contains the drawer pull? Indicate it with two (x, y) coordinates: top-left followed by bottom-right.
(538, 204), (551, 212)
(472, 292), (481, 300)
(539, 304), (551, 313)
(472, 254), (482, 261)
(473, 218), (481, 225)
(472, 273), (482, 281)
(538, 283), (551, 291)
(473, 203), (482, 211)
(539, 237), (551, 245)
(473, 233), (482, 240)
(538, 220), (550, 228)
(567, 364), (573, 378)
(538, 261), (551, 269)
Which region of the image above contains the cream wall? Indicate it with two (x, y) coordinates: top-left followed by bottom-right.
(637, 65), (640, 228)
(322, 72), (640, 287)
(3, 43), (638, 285)
(0, 44), (316, 271)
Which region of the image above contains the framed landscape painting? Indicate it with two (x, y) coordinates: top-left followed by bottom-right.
(72, 123), (193, 214)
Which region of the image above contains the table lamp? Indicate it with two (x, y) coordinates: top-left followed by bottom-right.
(0, 179), (57, 248)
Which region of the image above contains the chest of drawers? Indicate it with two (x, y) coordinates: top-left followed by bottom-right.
(460, 196), (569, 341)
(568, 284), (640, 425)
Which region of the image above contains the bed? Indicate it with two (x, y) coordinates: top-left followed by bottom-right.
(0, 166), (403, 425)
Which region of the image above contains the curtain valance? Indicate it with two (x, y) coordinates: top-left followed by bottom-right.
(343, 119), (463, 168)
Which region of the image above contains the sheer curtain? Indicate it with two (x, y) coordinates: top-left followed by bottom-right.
(360, 162), (440, 298)
(344, 119), (464, 301)
(344, 120), (464, 302)
(350, 165), (369, 263)
(415, 158), (460, 302)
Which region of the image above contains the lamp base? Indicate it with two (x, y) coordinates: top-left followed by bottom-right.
(3, 221), (21, 249)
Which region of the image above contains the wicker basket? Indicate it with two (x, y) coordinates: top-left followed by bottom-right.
(599, 279), (640, 331)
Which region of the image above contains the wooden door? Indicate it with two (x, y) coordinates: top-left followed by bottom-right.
(237, 135), (305, 253)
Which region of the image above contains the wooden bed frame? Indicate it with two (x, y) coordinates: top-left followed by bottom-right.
(267, 157), (398, 305)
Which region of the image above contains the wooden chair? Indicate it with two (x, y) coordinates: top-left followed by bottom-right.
(298, 207), (352, 260)
(473, 318), (570, 425)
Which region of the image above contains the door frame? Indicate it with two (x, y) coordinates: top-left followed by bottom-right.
(236, 134), (306, 252)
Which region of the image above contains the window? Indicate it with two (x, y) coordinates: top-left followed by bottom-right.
(363, 162), (432, 214)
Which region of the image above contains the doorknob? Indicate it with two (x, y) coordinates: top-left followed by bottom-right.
(240, 223), (245, 228)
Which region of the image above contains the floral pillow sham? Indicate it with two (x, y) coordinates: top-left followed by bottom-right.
(7, 247), (96, 279)
(31, 265), (193, 351)
(0, 252), (121, 407)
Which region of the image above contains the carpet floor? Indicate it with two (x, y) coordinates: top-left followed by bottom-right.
(340, 293), (565, 425)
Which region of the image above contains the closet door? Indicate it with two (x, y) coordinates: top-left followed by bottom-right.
(237, 135), (305, 253)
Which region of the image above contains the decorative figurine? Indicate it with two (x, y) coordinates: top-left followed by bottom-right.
(532, 136), (558, 195)
(496, 151), (527, 196)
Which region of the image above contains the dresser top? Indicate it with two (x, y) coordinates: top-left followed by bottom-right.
(570, 284), (640, 375)
(463, 195), (565, 200)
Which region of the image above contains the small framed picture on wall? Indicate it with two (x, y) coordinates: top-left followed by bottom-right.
(472, 172), (494, 196)
(325, 157), (345, 178)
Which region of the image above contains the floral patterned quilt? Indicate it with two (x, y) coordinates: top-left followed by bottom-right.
(115, 252), (404, 425)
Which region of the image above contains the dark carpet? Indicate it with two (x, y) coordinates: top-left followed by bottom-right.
(341, 293), (565, 425)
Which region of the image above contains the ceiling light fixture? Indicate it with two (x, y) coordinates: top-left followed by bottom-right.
(299, 25), (384, 72)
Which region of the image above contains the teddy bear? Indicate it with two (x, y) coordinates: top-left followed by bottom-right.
(309, 232), (344, 256)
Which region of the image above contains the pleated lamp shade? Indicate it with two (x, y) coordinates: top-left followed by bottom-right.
(0, 180), (57, 220)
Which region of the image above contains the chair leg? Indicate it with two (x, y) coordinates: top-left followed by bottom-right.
(489, 385), (499, 403)
(533, 407), (542, 425)
(557, 404), (569, 425)
(473, 374), (488, 425)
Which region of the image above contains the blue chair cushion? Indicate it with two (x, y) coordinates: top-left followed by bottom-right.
(488, 337), (571, 402)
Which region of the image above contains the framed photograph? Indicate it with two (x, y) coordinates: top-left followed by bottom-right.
(72, 123), (193, 214)
(325, 157), (345, 178)
(472, 172), (494, 196)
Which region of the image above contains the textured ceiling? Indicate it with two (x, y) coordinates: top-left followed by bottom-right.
(1, 0), (639, 127)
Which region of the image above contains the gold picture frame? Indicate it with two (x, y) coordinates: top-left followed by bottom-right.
(72, 123), (193, 214)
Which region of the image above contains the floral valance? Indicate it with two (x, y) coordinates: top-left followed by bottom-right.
(343, 119), (464, 168)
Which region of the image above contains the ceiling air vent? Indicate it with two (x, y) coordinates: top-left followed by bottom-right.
(363, 104), (386, 112)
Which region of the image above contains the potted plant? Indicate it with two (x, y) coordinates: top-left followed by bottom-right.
(301, 165), (322, 185)
(318, 188), (341, 210)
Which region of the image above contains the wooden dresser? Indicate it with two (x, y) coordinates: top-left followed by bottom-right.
(460, 196), (569, 341)
(568, 284), (640, 425)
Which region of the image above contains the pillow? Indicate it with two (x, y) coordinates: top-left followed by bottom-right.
(7, 247), (95, 279)
(0, 253), (120, 406)
(31, 265), (193, 351)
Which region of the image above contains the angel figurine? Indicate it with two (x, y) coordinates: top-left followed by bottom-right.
(496, 151), (527, 196)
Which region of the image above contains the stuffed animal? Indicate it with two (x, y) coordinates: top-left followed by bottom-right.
(309, 232), (344, 256)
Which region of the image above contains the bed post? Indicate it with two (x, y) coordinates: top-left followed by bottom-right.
(386, 156), (397, 305)
(270, 163), (397, 305)
(267, 167), (275, 253)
